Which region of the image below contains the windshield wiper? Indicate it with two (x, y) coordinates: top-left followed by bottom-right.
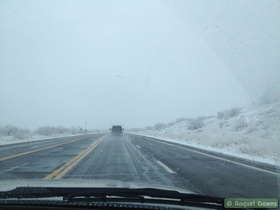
(0, 186), (224, 209)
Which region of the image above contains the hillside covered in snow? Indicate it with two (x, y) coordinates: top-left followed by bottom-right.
(136, 102), (280, 165)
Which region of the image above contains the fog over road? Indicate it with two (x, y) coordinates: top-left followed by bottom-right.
(0, 134), (278, 197)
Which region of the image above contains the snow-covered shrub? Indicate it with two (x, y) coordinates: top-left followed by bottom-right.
(153, 123), (167, 130)
(14, 129), (31, 139)
(70, 127), (87, 134)
(217, 112), (224, 119)
(217, 108), (241, 120)
(145, 126), (153, 130)
(175, 118), (187, 123)
(35, 126), (71, 136)
(219, 121), (225, 128)
(0, 125), (31, 139)
(167, 121), (176, 127)
(233, 116), (248, 131)
(188, 118), (204, 130)
(34, 127), (52, 136)
(0, 125), (19, 136)
(258, 84), (280, 105)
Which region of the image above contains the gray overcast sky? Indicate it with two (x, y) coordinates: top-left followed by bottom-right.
(0, 0), (279, 129)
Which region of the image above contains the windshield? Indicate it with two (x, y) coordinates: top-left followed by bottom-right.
(0, 0), (279, 202)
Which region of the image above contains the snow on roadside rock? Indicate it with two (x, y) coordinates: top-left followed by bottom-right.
(137, 102), (280, 166)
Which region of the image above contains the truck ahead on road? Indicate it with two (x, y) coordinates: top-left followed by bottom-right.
(111, 125), (123, 135)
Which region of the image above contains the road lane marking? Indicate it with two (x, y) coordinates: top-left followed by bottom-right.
(44, 138), (103, 179)
(135, 145), (141, 149)
(4, 166), (19, 172)
(156, 160), (176, 174)
(144, 138), (280, 176)
(0, 138), (88, 162)
(44, 138), (104, 179)
(4, 163), (28, 172)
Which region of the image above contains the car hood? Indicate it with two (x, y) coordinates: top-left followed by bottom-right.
(0, 179), (195, 194)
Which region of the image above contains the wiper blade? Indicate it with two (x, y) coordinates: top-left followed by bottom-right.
(0, 187), (224, 209)
(0, 186), (223, 201)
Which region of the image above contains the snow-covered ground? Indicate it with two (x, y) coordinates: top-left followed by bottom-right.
(0, 133), (94, 146)
(135, 102), (280, 166)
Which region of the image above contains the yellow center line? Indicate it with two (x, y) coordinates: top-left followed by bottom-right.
(0, 138), (88, 162)
(44, 137), (104, 179)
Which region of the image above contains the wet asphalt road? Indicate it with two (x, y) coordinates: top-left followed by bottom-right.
(0, 133), (279, 197)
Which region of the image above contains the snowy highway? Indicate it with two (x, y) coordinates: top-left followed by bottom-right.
(0, 133), (278, 197)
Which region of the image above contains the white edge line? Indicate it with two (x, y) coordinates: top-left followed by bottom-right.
(153, 138), (279, 176)
(135, 145), (141, 149)
(156, 160), (176, 174)
(129, 133), (280, 176)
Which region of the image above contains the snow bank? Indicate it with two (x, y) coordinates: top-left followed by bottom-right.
(135, 102), (280, 166)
